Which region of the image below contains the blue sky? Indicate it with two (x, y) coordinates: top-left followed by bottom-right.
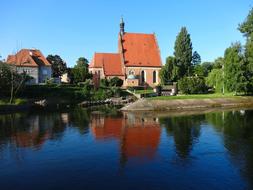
(0, 0), (252, 67)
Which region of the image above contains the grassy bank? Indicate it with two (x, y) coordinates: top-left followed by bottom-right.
(121, 96), (253, 111)
(149, 93), (246, 100)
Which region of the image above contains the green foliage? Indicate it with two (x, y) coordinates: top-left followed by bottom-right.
(238, 8), (253, 93)
(0, 62), (28, 100)
(238, 7), (253, 38)
(46, 55), (67, 77)
(206, 68), (223, 93)
(178, 76), (208, 94)
(159, 56), (175, 84)
(80, 80), (92, 99)
(71, 57), (92, 84)
(213, 57), (224, 69)
(0, 62), (11, 95)
(224, 43), (248, 94)
(194, 62), (214, 77)
(192, 51), (201, 65)
(109, 77), (123, 87)
(174, 27), (193, 77)
(100, 78), (109, 87)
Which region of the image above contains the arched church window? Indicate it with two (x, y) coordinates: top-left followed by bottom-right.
(141, 70), (145, 83)
(153, 71), (157, 83)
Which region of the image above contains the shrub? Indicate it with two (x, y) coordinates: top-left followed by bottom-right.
(100, 78), (109, 87)
(109, 77), (123, 87)
(178, 76), (208, 94)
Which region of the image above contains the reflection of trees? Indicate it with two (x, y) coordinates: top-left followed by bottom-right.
(160, 115), (203, 159)
(68, 107), (90, 134)
(206, 110), (253, 189)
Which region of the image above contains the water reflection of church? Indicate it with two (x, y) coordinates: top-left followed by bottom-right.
(90, 112), (161, 164)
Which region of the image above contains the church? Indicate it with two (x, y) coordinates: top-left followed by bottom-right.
(89, 18), (162, 87)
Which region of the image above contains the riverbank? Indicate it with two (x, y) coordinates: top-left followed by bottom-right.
(121, 96), (253, 111)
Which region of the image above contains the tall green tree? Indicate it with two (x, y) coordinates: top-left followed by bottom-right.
(47, 55), (67, 77)
(174, 27), (193, 78)
(239, 8), (253, 93)
(224, 43), (247, 94)
(238, 7), (253, 38)
(71, 57), (92, 84)
(245, 35), (253, 92)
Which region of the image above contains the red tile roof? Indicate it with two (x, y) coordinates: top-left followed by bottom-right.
(120, 33), (162, 67)
(7, 49), (51, 67)
(89, 53), (124, 76)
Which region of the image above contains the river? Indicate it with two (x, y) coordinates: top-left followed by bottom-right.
(0, 106), (253, 190)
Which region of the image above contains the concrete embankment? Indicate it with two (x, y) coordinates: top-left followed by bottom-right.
(121, 97), (253, 111)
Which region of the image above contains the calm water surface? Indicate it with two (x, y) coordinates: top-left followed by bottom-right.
(0, 107), (253, 190)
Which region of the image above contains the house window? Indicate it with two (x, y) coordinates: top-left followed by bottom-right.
(153, 71), (157, 83)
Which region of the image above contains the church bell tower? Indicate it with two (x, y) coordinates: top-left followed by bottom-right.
(120, 17), (125, 35)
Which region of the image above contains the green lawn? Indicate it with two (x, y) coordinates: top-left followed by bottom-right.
(133, 89), (154, 94)
(149, 93), (244, 100)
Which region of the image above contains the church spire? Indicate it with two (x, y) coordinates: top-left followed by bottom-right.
(120, 17), (125, 35)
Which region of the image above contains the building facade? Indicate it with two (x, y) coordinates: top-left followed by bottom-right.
(7, 49), (52, 84)
(89, 19), (162, 87)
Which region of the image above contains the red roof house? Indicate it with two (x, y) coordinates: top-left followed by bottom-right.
(6, 49), (52, 84)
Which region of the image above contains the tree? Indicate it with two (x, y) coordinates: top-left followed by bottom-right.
(159, 56), (176, 84)
(238, 7), (253, 38)
(192, 51), (201, 66)
(213, 57), (224, 69)
(0, 62), (29, 102)
(71, 57), (92, 84)
(178, 76), (207, 94)
(245, 35), (253, 92)
(174, 27), (193, 78)
(239, 8), (253, 93)
(206, 68), (223, 93)
(224, 43), (247, 94)
(47, 55), (67, 77)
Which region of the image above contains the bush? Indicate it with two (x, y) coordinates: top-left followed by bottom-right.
(100, 78), (109, 87)
(109, 77), (123, 87)
(178, 76), (208, 94)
